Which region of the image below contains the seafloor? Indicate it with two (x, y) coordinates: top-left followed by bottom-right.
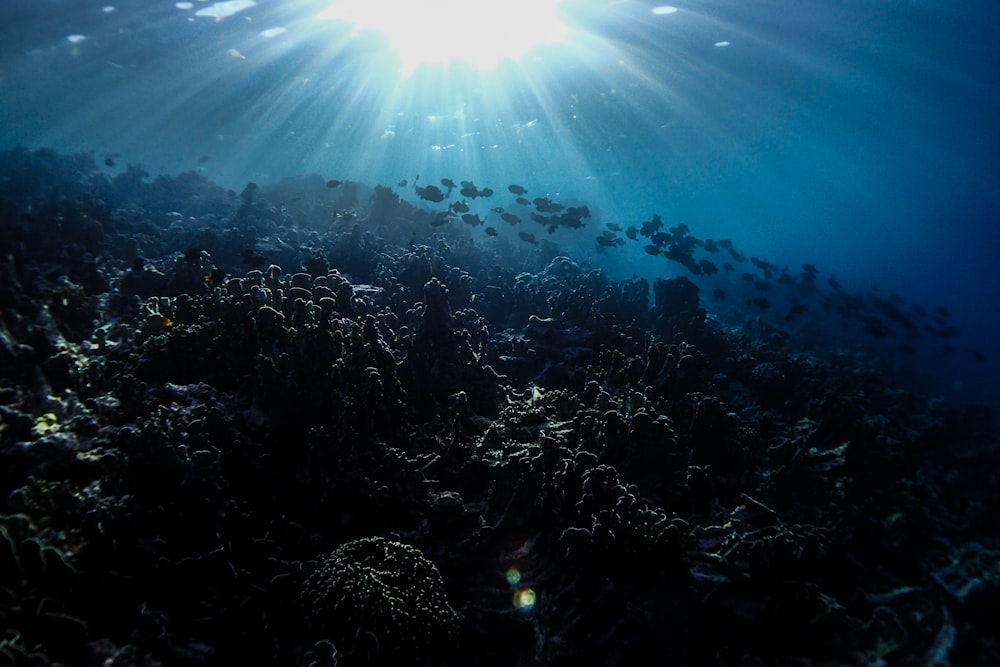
(0, 147), (997, 666)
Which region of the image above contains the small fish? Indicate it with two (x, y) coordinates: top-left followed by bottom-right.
(606, 222), (622, 232)
(398, 179), (408, 187)
(625, 225), (638, 240)
(518, 231), (538, 245)
(500, 212), (520, 225)
(326, 179), (342, 188)
(480, 187), (494, 197)
(698, 259), (718, 275)
(643, 244), (663, 256)
(491, 206), (504, 213)
(461, 213), (483, 226)
(508, 184), (528, 195)
(430, 211), (451, 227)
(485, 226), (499, 237)
(460, 181), (479, 198)
(450, 200), (470, 213)
(228, 48), (246, 60)
(416, 184), (446, 203)
(515, 197), (530, 206)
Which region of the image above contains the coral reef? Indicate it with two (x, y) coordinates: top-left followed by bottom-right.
(0, 147), (996, 666)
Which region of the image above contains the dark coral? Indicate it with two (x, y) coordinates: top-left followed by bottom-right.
(301, 537), (458, 664)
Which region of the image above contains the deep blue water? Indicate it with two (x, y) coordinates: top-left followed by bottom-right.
(1, 0), (998, 407)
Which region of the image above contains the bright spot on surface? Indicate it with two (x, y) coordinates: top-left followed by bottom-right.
(260, 27), (286, 38)
(317, 0), (570, 73)
(651, 6), (678, 14)
(714, 41), (731, 47)
(227, 48), (247, 59)
(101, 6), (116, 13)
(176, 2), (194, 9)
(195, 0), (256, 19)
(505, 568), (521, 586)
(513, 588), (536, 611)
(66, 34), (87, 44)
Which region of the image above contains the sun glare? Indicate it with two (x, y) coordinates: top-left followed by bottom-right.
(317, 0), (570, 73)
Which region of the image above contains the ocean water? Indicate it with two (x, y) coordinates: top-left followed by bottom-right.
(2, 0), (996, 408)
(3, 2), (1000, 664)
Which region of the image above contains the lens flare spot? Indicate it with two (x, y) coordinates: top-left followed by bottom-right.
(513, 588), (536, 611)
(505, 568), (521, 586)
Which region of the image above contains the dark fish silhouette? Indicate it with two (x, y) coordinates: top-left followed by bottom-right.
(501, 212), (520, 225)
(326, 179), (342, 188)
(450, 200), (470, 213)
(515, 197), (530, 206)
(417, 185), (446, 202)
(462, 213), (484, 226)
(508, 184), (528, 195)
(485, 226), (499, 237)
(518, 231), (538, 245)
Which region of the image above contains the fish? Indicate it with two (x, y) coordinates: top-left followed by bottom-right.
(460, 181), (479, 198)
(596, 231), (624, 247)
(450, 200), (470, 213)
(441, 178), (456, 191)
(398, 179), (408, 187)
(485, 226), (499, 237)
(698, 259), (718, 275)
(515, 197), (530, 206)
(430, 211), (452, 227)
(491, 207), (505, 213)
(500, 212), (520, 225)
(326, 179), (342, 188)
(518, 231), (538, 245)
(712, 288), (726, 301)
(461, 213), (484, 226)
(606, 222), (622, 232)
(533, 197), (563, 213)
(643, 244), (663, 256)
(416, 184), (446, 202)
(639, 214), (664, 237)
(508, 184), (528, 195)
(625, 226), (638, 241)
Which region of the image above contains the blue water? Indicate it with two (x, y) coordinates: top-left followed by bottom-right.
(2, 0), (998, 407)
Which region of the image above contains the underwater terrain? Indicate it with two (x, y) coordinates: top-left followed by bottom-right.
(1, 0), (999, 665)
(0, 145), (998, 666)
